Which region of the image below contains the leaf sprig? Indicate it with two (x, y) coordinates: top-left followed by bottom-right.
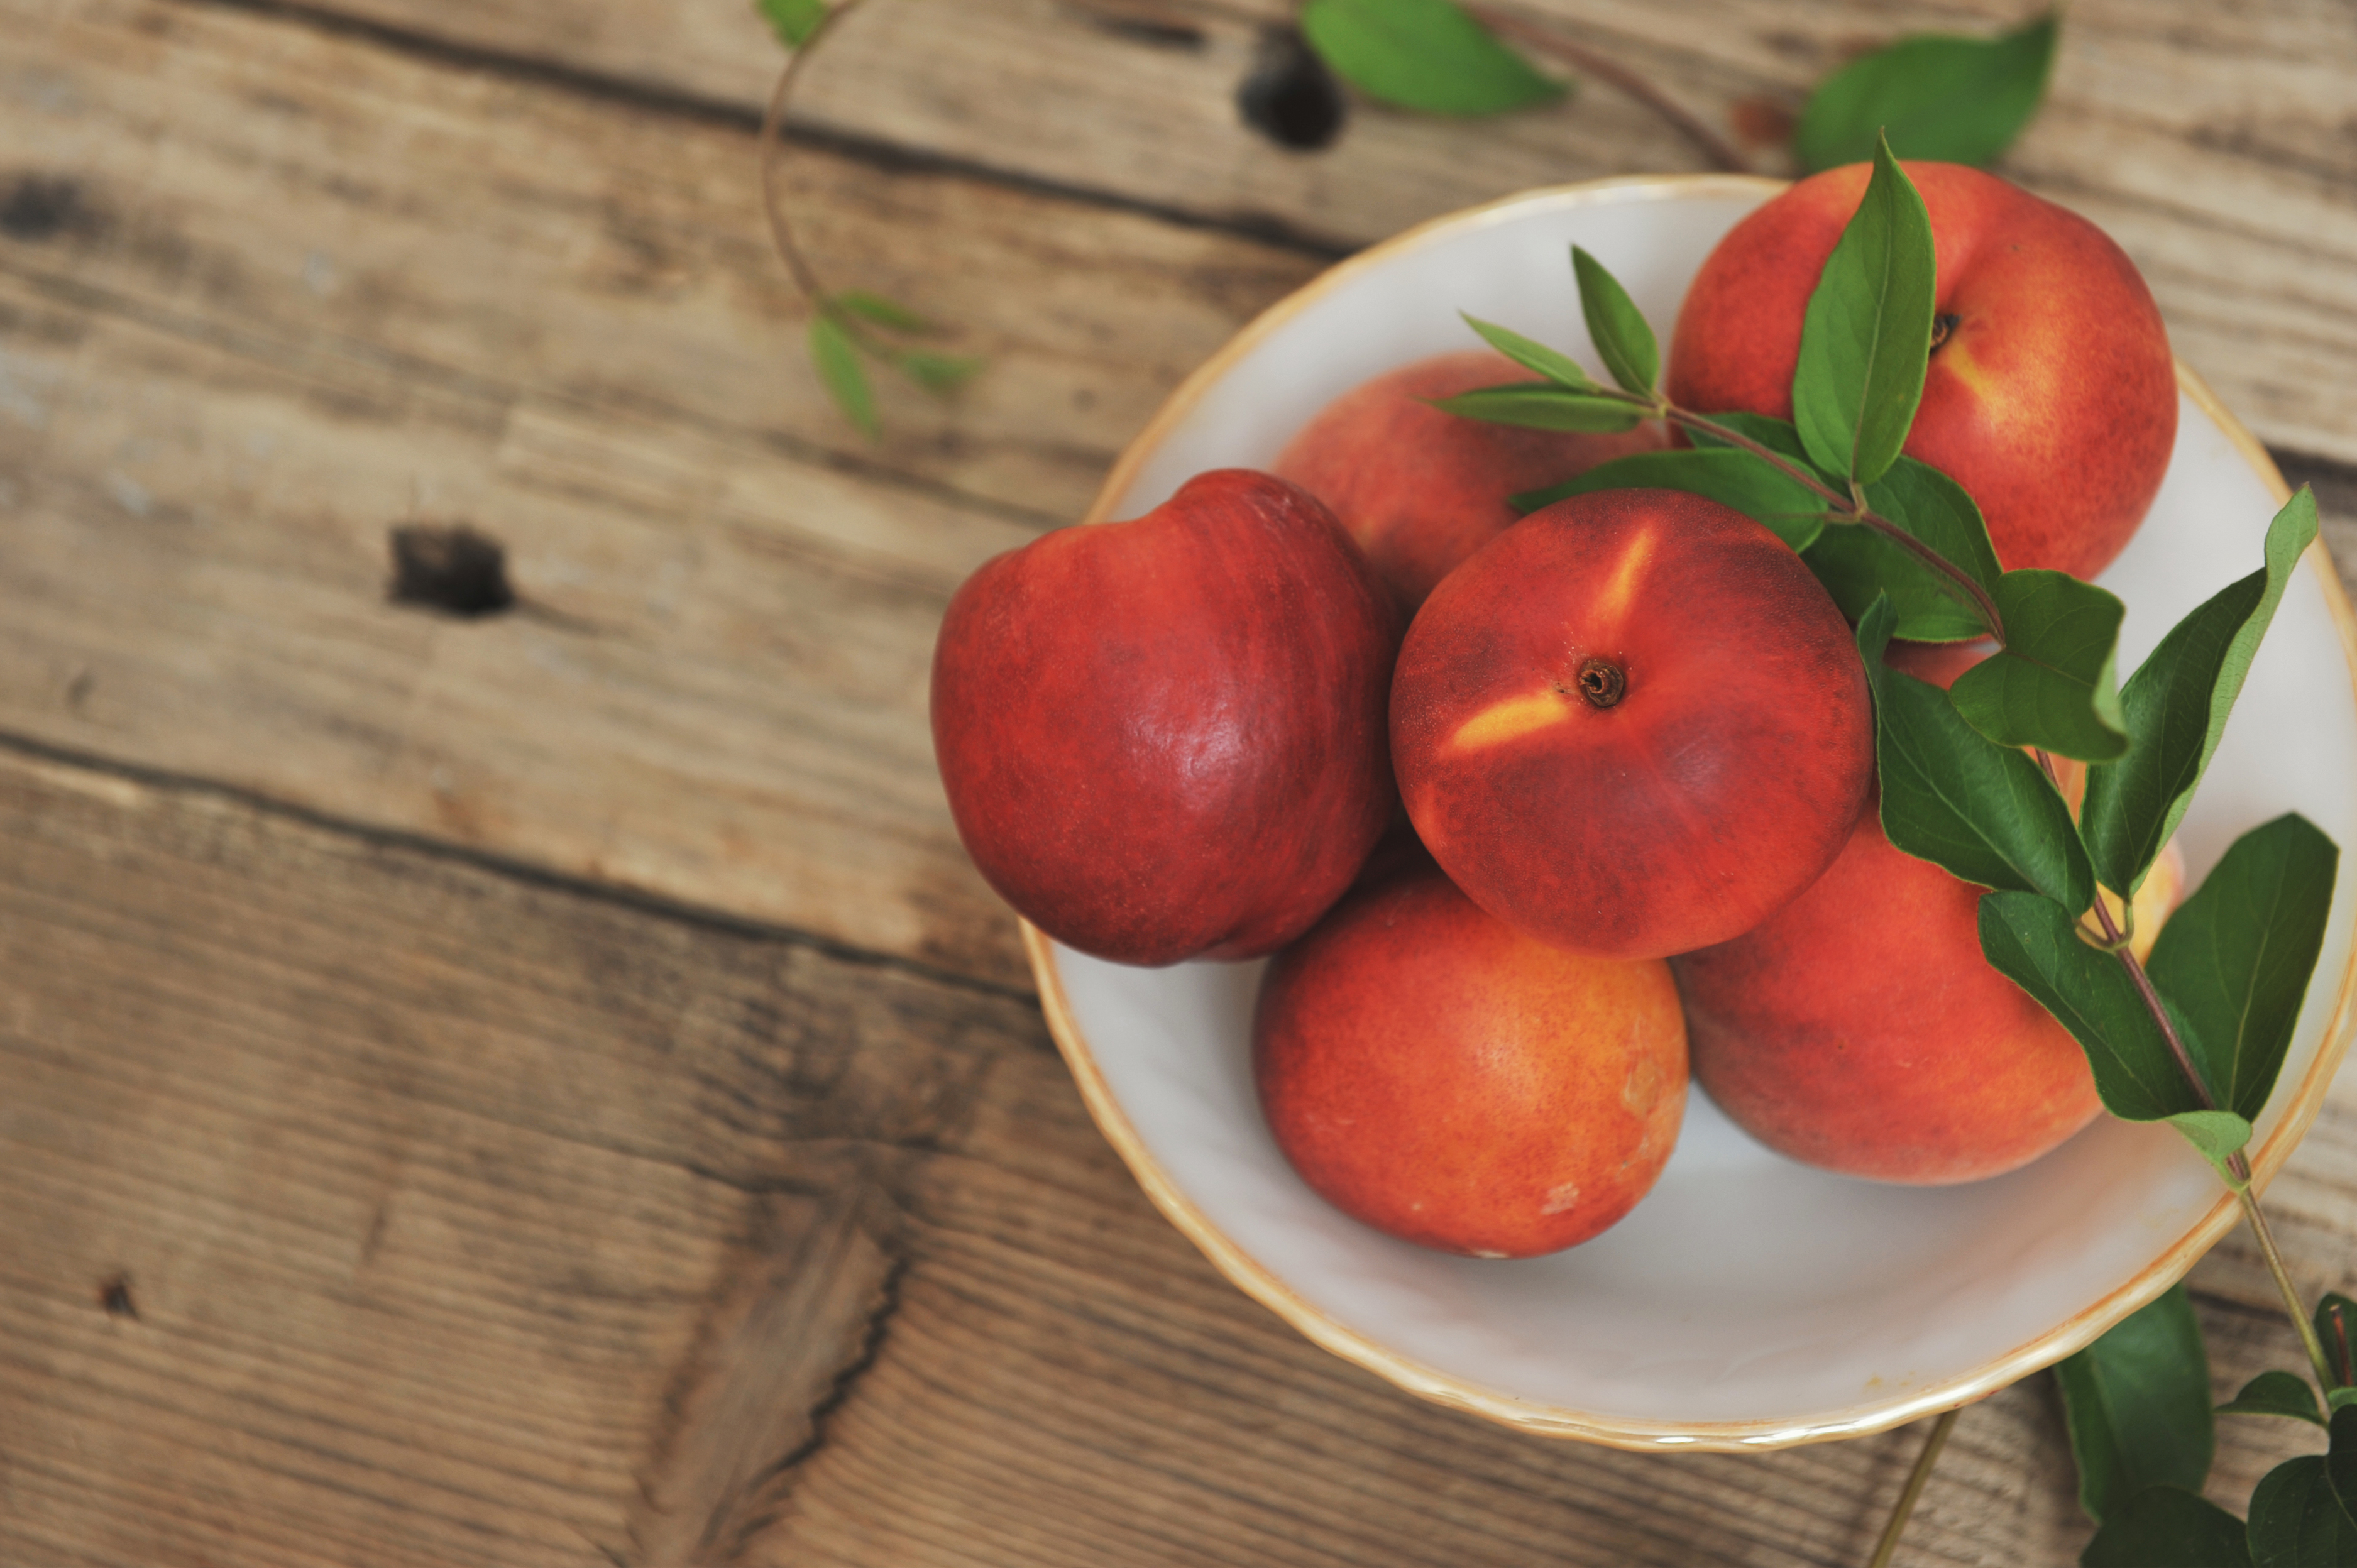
(755, 0), (985, 437)
(1444, 139), (2345, 1568)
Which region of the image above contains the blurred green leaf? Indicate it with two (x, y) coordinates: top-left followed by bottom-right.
(1950, 570), (2129, 762)
(1860, 596), (2091, 906)
(895, 349), (986, 394)
(1980, 891), (2197, 1124)
(2147, 814), (2338, 1123)
(809, 314), (877, 438)
(1794, 12), (2060, 173)
(1794, 135), (1936, 486)
(835, 289), (941, 334)
(2247, 1450), (2357, 1567)
(1515, 447), (1827, 552)
(1432, 383), (1642, 433)
(2057, 1284), (2217, 1524)
(1300, 0), (1563, 116)
(754, 0), (827, 48)
(2080, 1487), (2252, 1567)
(1461, 313), (1595, 389)
(2084, 490), (2319, 894)
(1572, 246), (1659, 396)
(2221, 1371), (2329, 1429)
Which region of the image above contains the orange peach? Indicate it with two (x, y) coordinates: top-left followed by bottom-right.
(1255, 868), (1687, 1257)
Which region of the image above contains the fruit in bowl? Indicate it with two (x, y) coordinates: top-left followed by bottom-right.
(1666, 160), (2177, 583)
(961, 177), (2355, 1449)
(1272, 348), (1667, 611)
(1390, 485), (1873, 962)
(1255, 865), (1686, 1258)
(931, 468), (1398, 966)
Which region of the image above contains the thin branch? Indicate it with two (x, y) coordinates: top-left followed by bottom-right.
(2238, 1185), (2340, 1392)
(2048, 745), (2339, 1393)
(1665, 406), (2008, 642)
(758, 0), (891, 356)
(1462, 4), (1749, 173)
(1865, 1408), (1959, 1568)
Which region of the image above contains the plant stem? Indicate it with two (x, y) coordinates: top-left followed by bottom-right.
(1664, 405), (2008, 641)
(2044, 746), (2341, 1394)
(2238, 1183), (2339, 1391)
(757, 0), (889, 356)
(1459, 4), (1750, 173)
(1865, 1408), (1959, 1568)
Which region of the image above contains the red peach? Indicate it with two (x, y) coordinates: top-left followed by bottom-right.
(1667, 162), (2177, 583)
(931, 469), (1398, 965)
(1390, 487), (1874, 961)
(1274, 349), (1668, 610)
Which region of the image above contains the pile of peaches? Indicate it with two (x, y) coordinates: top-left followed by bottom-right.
(930, 164), (2184, 1260)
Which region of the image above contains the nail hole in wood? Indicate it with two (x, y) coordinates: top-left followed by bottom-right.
(1, 176), (91, 243)
(390, 523), (516, 618)
(1238, 27), (1346, 151)
(99, 1273), (137, 1320)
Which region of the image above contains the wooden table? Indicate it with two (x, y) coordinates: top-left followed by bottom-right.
(6, 1), (2357, 1561)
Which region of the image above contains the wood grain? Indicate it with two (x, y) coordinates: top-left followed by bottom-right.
(3, 740), (2351, 1568)
(0, 0), (1325, 989)
(228, 0), (2357, 469)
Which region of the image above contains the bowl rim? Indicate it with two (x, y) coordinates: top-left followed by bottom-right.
(1025, 172), (2357, 1452)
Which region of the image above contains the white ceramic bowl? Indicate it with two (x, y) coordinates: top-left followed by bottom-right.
(1027, 175), (2357, 1451)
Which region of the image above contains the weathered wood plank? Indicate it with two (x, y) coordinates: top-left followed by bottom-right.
(3, 743), (2355, 1567)
(0, 0), (1334, 987)
(251, 0), (2357, 467)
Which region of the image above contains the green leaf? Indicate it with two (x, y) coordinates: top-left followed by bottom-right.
(2335, 1389), (2357, 1413)
(2168, 1109), (2255, 1185)
(1512, 448), (1829, 551)
(1461, 313), (1595, 389)
(1571, 247), (1659, 396)
(1431, 383), (1643, 434)
(2057, 1284), (2217, 1524)
(894, 349), (986, 394)
(2146, 814), (2339, 1122)
(2083, 1486), (2253, 1567)
(809, 314), (877, 438)
(754, 0), (827, 48)
(2248, 1454), (2357, 1568)
(1805, 452), (2004, 642)
(833, 289), (940, 335)
(1793, 13), (2061, 174)
(1793, 135), (1938, 486)
(2084, 490), (2321, 894)
(1299, 0), (1563, 116)
(1859, 598), (2092, 907)
(1979, 891), (2195, 1123)
(2317, 1295), (2357, 1388)
(1949, 570), (2129, 762)
(2221, 1371), (2329, 1428)
(2330, 1403), (2357, 1524)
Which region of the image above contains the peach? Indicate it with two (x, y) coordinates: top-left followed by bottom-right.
(1254, 867), (1688, 1257)
(1667, 162), (2177, 583)
(1673, 803), (2182, 1185)
(1390, 487), (1874, 961)
(1274, 349), (1668, 610)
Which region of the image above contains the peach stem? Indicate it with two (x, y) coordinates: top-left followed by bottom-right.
(1864, 1407), (1958, 1568)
